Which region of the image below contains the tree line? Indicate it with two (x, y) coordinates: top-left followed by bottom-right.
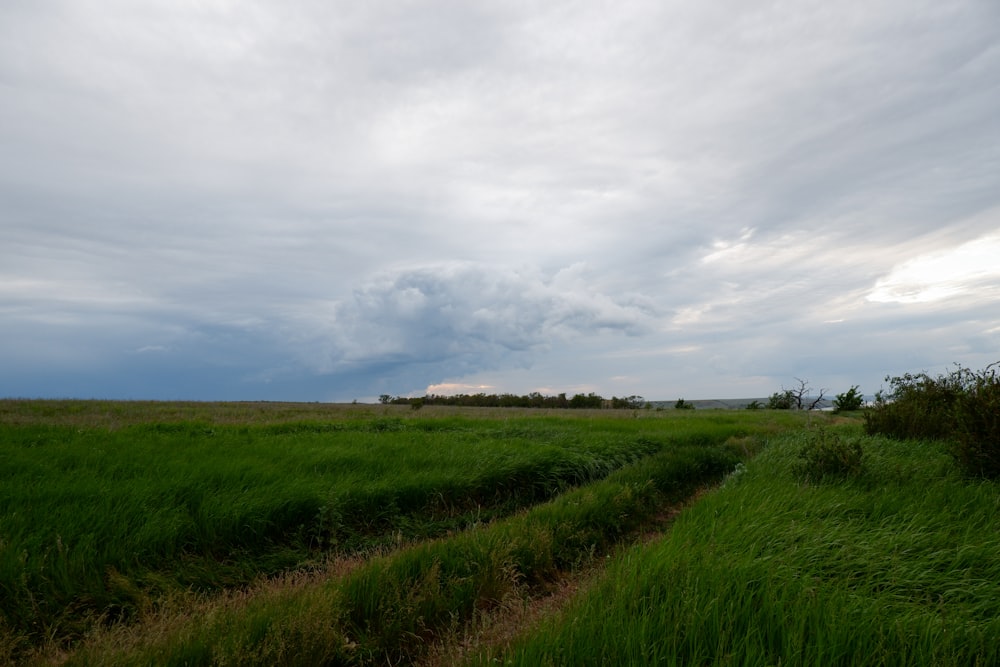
(378, 392), (647, 410)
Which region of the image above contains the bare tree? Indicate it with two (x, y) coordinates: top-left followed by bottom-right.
(789, 377), (826, 410)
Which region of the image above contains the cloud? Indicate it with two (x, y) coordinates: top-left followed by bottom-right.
(1, 0), (998, 401)
(868, 232), (1000, 304)
(320, 262), (654, 387)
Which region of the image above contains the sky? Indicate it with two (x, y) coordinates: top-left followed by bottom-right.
(2, 0), (999, 403)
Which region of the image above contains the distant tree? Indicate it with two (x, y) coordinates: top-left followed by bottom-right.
(378, 394), (393, 405)
(791, 378), (827, 410)
(768, 378), (826, 410)
(766, 390), (795, 410)
(745, 400), (763, 410)
(833, 385), (865, 412)
(569, 392), (603, 409)
(612, 395), (646, 409)
(674, 398), (695, 410)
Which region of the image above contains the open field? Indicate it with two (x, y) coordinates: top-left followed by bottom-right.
(7, 400), (991, 665)
(479, 428), (1000, 666)
(1, 400), (806, 665)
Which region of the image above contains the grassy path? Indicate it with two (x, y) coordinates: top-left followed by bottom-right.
(416, 488), (709, 667)
(476, 426), (1000, 666)
(20, 444), (744, 666)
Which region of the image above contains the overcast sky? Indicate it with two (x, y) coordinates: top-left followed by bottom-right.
(2, 0), (998, 402)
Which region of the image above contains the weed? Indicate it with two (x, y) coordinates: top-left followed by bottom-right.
(794, 429), (865, 481)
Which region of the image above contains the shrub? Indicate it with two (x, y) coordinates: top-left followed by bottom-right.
(766, 390), (795, 410)
(864, 367), (969, 441)
(864, 362), (1000, 478)
(794, 430), (864, 481)
(833, 385), (864, 412)
(674, 398), (695, 410)
(952, 364), (1000, 478)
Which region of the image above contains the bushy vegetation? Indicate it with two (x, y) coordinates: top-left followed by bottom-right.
(766, 390), (796, 409)
(864, 362), (1000, 478)
(833, 385), (865, 412)
(952, 366), (1000, 478)
(481, 428), (1000, 666)
(379, 391), (647, 409)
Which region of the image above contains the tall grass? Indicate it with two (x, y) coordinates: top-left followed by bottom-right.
(1, 420), (645, 644)
(57, 439), (747, 666)
(1, 404), (806, 661)
(483, 427), (1000, 665)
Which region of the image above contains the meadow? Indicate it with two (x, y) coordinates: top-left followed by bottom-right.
(1, 400), (803, 665)
(5, 399), (993, 665)
(479, 428), (1000, 666)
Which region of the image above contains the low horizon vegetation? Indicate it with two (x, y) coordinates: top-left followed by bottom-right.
(379, 391), (648, 410)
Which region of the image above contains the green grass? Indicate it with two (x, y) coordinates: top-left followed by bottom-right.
(0, 419), (644, 641)
(482, 427), (1000, 666)
(57, 440), (748, 666)
(0, 401), (806, 662)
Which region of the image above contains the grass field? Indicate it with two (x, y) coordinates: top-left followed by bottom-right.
(1, 400), (806, 665)
(9, 401), (990, 665)
(478, 427), (1000, 666)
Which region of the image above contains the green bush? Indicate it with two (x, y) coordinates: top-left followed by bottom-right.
(952, 364), (1000, 478)
(865, 362), (1000, 478)
(833, 385), (864, 412)
(864, 367), (968, 440)
(766, 390), (795, 410)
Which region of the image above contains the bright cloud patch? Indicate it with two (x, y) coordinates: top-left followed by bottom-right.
(424, 382), (496, 395)
(868, 234), (1000, 304)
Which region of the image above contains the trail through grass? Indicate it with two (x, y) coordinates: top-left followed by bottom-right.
(481, 427), (1000, 666)
(0, 401), (806, 663)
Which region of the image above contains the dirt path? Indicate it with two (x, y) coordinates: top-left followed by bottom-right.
(416, 489), (710, 667)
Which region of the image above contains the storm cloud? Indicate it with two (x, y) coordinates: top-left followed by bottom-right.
(2, 0), (998, 401)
